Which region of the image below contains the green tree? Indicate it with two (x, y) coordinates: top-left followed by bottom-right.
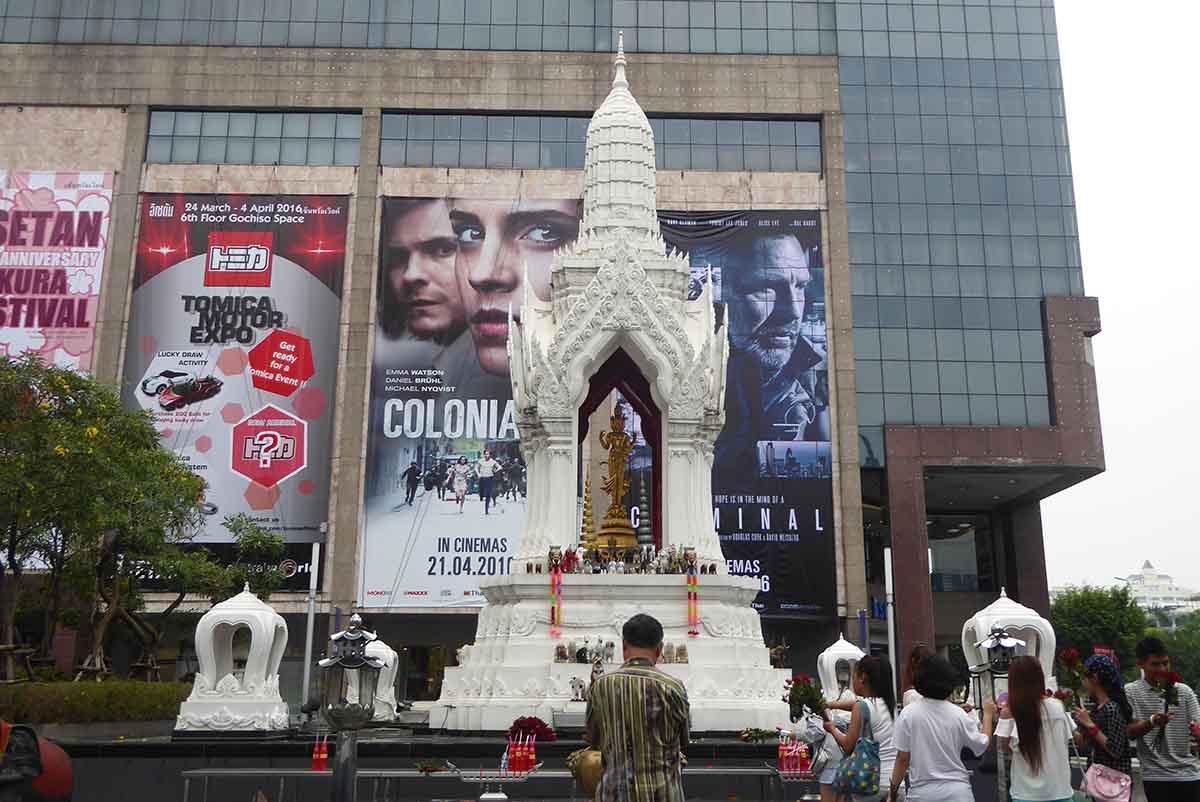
(1155, 611), (1200, 685)
(1050, 585), (1147, 674)
(0, 354), (152, 675)
(206, 514), (286, 603)
(74, 413), (207, 679)
(118, 547), (226, 679)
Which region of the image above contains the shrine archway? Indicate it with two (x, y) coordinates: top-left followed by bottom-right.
(577, 347), (662, 549)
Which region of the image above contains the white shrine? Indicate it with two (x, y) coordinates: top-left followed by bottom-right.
(428, 39), (791, 732)
(175, 585), (290, 733)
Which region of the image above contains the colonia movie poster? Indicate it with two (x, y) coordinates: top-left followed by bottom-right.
(361, 198), (834, 617)
(122, 194), (348, 557)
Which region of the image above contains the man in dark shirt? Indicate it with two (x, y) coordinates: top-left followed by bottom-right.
(586, 614), (689, 802)
(401, 461), (420, 505)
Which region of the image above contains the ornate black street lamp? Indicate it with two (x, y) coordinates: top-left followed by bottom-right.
(319, 614), (384, 802)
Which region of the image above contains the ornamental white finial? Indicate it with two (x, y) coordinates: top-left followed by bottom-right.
(613, 31), (628, 90)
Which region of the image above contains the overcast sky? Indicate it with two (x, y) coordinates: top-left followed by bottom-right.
(1041, 1), (1200, 592)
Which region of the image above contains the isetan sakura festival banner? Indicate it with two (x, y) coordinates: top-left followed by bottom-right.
(0, 170), (113, 372)
(122, 194), (348, 552)
(360, 198), (835, 618)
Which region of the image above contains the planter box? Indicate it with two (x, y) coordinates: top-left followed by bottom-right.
(36, 720), (176, 743)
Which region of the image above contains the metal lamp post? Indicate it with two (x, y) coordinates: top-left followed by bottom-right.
(319, 613), (384, 802)
(971, 625), (1026, 802)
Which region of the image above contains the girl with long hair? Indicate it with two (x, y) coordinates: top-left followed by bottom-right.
(1073, 654), (1132, 775)
(824, 656), (898, 801)
(449, 456), (472, 512)
(901, 645), (935, 707)
(996, 656), (1076, 802)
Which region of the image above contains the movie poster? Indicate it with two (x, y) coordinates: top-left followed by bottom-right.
(122, 194), (348, 563)
(0, 170), (113, 372)
(361, 199), (834, 617)
(660, 210), (835, 617)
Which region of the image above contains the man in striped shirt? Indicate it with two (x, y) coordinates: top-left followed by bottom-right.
(1125, 636), (1200, 802)
(586, 614), (690, 802)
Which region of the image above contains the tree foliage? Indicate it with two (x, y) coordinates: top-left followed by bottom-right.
(1050, 585), (1147, 674)
(0, 354), (210, 678)
(207, 513), (286, 603)
(1154, 612), (1200, 686)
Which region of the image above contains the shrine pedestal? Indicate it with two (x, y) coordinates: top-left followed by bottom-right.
(426, 572), (791, 732)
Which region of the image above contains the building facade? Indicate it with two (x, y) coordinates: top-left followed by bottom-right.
(0, 0), (1103, 687)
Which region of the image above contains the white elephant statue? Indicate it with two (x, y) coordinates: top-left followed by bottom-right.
(367, 639), (400, 721)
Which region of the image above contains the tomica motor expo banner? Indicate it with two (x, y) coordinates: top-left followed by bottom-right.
(122, 194), (348, 544)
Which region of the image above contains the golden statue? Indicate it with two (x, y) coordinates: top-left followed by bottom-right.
(596, 405), (637, 553)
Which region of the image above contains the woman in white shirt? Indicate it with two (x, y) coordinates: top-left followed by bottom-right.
(995, 656), (1075, 802)
(889, 655), (996, 802)
(901, 645), (934, 709)
(824, 655), (898, 801)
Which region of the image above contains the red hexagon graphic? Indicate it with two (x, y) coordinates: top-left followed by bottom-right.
(230, 404), (307, 489)
(298, 479), (315, 496)
(292, 386), (327, 421)
(216, 347), (249, 377)
(244, 482), (282, 511)
(194, 435), (213, 454)
(248, 330), (315, 397)
(220, 403), (245, 424)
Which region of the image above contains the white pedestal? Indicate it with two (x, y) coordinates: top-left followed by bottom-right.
(429, 572), (791, 732)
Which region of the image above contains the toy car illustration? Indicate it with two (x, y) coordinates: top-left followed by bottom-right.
(140, 369), (192, 397)
(158, 376), (223, 410)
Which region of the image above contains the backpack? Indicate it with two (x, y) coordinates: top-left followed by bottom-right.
(831, 700), (881, 797)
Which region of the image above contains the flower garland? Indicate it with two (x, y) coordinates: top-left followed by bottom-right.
(686, 564), (699, 637)
(549, 563), (563, 638)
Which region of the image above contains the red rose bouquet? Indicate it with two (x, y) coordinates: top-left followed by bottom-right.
(1054, 648), (1085, 711)
(1150, 672), (1184, 753)
(508, 715), (557, 743)
(784, 673), (825, 721)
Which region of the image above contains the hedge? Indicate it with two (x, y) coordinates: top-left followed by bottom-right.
(0, 681), (191, 724)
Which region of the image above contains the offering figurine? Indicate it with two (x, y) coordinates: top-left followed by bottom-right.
(576, 638), (590, 664)
(554, 644), (569, 663)
(603, 641), (615, 663)
(675, 644), (689, 664)
(663, 643), (676, 664)
(588, 657), (605, 692)
(570, 676), (587, 702)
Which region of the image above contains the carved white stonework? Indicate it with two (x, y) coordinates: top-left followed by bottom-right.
(510, 36), (728, 569)
(962, 587), (1057, 707)
(817, 635), (865, 700)
(175, 585), (289, 732)
(427, 39), (790, 733)
(366, 639), (401, 722)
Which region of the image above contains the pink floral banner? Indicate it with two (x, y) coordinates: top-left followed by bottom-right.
(0, 170), (114, 373)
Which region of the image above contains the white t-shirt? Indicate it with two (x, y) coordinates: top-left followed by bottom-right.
(476, 457), (500, 478)
(893, 698), (990, 802)
(902, 688), (921, 708)
(994, 698), (1075, 801)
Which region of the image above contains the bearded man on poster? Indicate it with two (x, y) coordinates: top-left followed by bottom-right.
(714, 230), (830, 480)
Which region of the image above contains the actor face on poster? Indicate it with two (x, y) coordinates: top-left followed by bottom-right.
(660, 210), (835, 617)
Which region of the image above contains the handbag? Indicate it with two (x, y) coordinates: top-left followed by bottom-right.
(1082, 764), (1132, 802)
(831, 701), (881, 797)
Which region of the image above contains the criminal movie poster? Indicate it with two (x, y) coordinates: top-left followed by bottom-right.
(660, 210), (835, 617)
(361, 199), (834, 617)
(122, 194), (348, 575)
(0, 170), (113, 372)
